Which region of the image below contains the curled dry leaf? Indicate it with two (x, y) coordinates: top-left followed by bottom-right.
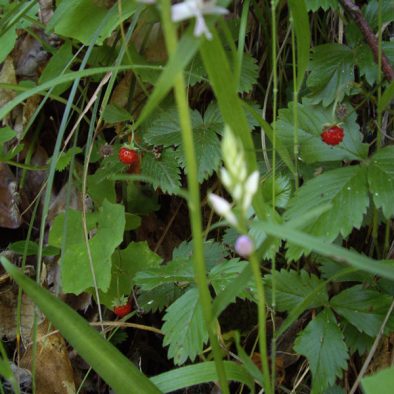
(0, 163), (21, 229)
(20, 319), (76, 394)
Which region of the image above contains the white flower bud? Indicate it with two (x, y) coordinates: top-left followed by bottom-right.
(207, 193), (238, 226)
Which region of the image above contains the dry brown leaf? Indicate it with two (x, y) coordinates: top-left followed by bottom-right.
(21, 319), (76, 394)
(0, 163), (21, 229)
(0, 56), (17, 108)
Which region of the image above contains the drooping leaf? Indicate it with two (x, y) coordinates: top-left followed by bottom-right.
(264, 269), (328, 312)
(294, 308), (348, 393)
(47, 0), (137, 45)
(305, 44), (354, 106)
(276, 102), (368, 163)
(284, 165), (369, 259)
(367, 146), (394, 219)
(49, 201), (125, 294)
(330, 284), (394, 337)
(141, 149), (181, 195)
(99, 242), (162, 308)
(162, 288), (208, 365)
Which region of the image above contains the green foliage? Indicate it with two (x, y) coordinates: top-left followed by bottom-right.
(306, 44), (355, 106)
(162, 288), (208, 365)
(330, 285), (394, 337)
(362, 367), (394, 394)
(294, 308), (348, 393)
(99, 242), (162, 308)
(305, 0), (338, 11)
(264, 269), (329, 312)
(49, 201), (125, 294)
(54, 147), (82, 171)
(276, 102), (368, 163)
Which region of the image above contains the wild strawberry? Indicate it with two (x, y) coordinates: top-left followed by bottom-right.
(321, 125), (344, 146)
(112, 296), (132, 318)
(119, 147), (139, 165)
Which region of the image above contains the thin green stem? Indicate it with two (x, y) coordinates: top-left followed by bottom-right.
(160, 1), (229, 393)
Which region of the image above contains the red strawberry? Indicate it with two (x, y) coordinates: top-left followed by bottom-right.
(321, 125), (344, 146)
(113, 303), (132, 318)
(119, 147), (139, 165)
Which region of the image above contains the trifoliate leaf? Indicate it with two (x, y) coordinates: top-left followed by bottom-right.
(138, 283), (184, 313)
(141, 149), (181, 194)
(294, 308), (348, 393)
(330, 285), (394, 337)
(284, 165), (369, 260)
(305, 44), (354, 106)
(162, 288), (208, 365)
(367, 146), (394, 219)
(99, 242), (162, 308)
(264, 269), (328, 312)
(49, 200), (125, 294)
(276, 101), (368, 163)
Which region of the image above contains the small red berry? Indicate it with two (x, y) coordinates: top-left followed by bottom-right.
(113, 303), (132, 318)
(321, 125), (344, 146)
(119, 147), (139, 165)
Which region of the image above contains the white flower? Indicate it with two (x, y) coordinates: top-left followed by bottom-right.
(208, 193), (238, 226)
(242, 171), (259, 211)
(171, 0), (229, 40)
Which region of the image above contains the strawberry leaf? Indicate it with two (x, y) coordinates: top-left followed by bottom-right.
(137, 284), (184, 313)
(264, 269), (328, 312)
(284, 165), (369, 260)
(294, 308), (348, 393)
(141, 149), (181, 195)
(330, 285), (394, 337)
(162, 288), (208, 365)
(276, 102), (368, 163)
(367, 146), (394, 219)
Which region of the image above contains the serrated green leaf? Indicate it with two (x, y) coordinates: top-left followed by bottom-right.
(49, 201), (125, 294)
(141, 149), (181, 194)
(306, 44), (354, 106)
(55, 147), (82, 172)
(276, 102), (368, 163)
(138, 284), (184, 313)
(330, 284), (394, 337)
(102, 104), (132, 124)
(261, 175), (292, 208)
(305, 0), (338, 11)
(294, 308), (348, 393)
(343, 323), (374, 356)
(238, 53), (258, 93)
(99, 242), (162, 308)
(285, 165), (369, 259)
(368, 146), (394, 219)
(162, 288), (208, 365)
(265, 269), (328, 312)
(134, 258), (194, 291)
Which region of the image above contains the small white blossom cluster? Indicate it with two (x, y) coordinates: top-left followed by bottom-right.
(138, 0), (228, 40)
(208, 126), (260, 228)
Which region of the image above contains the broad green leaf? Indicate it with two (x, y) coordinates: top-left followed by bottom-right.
(276, 102), (368, 163)
(330, 285), (394, 337)
(47, 0), (137, 45)
(264, 269), (328, 312)
(306, 44), (354, 106)
(284, 165), (369, 259)
(343, 323), (374, 356)
(87, 169), (116, 205)
(363, 0), (394, 29)
(49, 201), (125, 294)
(0, 126), (16, 144)
(134, 258), (194, 291)
(99, 242), (162, 308)
(102, 104), (133, 124)
(368, 146), (394, 219)
(39, 40), (73, 96)
(162, 288), (208, 365)
(150, 361), (254, 393)
(141, 149), (181, 195)
(138, 283), (184, 313)
(0, 257), (160, 394)
(294, 308), (348, 393)
(0, 27), (16, 63)
(288, 0), (310, 89)
(362, 367), (394, 394)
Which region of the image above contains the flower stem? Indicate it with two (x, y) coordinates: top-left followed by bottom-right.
(160, 2), (229, 392)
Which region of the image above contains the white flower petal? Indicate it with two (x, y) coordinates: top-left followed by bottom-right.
(208, 193), (231, 215)
(194, 14), (212, 39)
(245, 171), (259, 196)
